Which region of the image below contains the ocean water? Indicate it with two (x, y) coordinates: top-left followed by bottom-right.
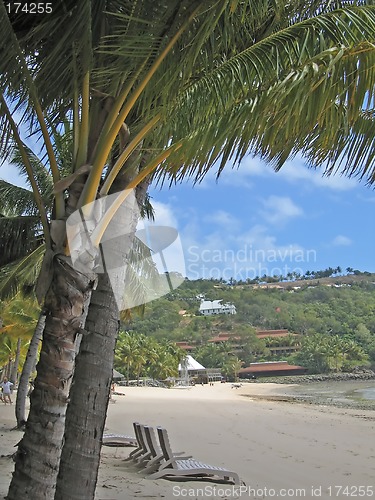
(347, 386), (375, 401)
(288, 380), (375, 409)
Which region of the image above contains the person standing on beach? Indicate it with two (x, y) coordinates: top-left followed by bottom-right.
(0, 377), (14, 404)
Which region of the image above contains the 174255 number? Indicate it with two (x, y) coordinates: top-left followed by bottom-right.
(328, 486), (374, 497)
(6, 3), (53, 14)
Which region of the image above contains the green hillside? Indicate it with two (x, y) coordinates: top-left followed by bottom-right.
(122, 272), (375, 373)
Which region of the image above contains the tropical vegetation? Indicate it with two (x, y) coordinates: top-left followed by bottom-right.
(125, 274), (375, 373)
(114, 331), (184, 382)
(0, 296), (39, 381)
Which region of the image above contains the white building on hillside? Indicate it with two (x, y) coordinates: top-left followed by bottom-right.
(199, 299), (236, 316)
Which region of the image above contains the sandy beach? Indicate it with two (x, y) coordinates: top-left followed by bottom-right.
(1, 382), (375, 499)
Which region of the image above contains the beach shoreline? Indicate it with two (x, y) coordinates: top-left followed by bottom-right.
(1, 382), (374, 499)
(240, 378), (375, 410)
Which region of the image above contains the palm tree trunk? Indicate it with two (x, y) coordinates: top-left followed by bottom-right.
(5, 359), (13, 379)
(55, 176), (149, 499)
(15, 311), (46, 428)
(10, 337), (21, 384)
(7, 256), (95, 500)
(54, 273), (119, 500)
(126, 361), (130, 385)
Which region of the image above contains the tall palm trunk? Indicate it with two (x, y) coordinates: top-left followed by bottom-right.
(55, 176), (148, 499)
(10, 337), (21, 384)
(7, 256), (95, 500)
(15, 311), (46, 428)
(54, 273), (119, 500)
(5, 359), (13, 379)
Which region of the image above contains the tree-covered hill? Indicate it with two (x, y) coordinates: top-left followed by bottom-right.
(123, 272), (375, 371)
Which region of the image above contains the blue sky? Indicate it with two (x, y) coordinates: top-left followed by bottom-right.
(2, 153), (374, 282)
(149, 154), (375, 281)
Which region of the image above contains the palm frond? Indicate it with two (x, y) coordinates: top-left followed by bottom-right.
(156, 5), (375, 185)
(0, 0), (93, 111)
(9, 145), (54, 206)
(0, 245), (45, 299)
(0, 180), (39, 216)
(0, 215), (42, 266)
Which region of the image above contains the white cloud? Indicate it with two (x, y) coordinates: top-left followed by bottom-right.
(180, 216), (315, 280)
(332, 235), (352, 246)
(166, 152), (359, 192)
(233, 225), (310, 263)
(203, 210), (240, 230)
(217, 157), (267, 188)
(216, 155), (357, 192)
(136, 201), (186, 276)
(275, 160), (356, 191)
(149, 200), (178, 228)
(259, 195), (303, 225)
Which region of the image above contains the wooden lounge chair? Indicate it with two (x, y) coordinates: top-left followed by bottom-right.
(134, 424), (155, 466)
(148, 427), (241, 485)
(142, 425), (191, 473)
(102, 433), (137, 447)
(124, 422), (149, 462)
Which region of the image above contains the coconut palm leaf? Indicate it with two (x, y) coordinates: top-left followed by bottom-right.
(0, 296), (40, 371)
(0, 245), (45, 299)
(0, 295), (39, 330)
(0, 0), (93, 127)
(0, 145), (50, 266)
(0, 215), (42, 266)
(8, 146), (55, 207)
(158, 6), (375, 185)
(0, 181), (40, 216)
(1, 1), (375, 208)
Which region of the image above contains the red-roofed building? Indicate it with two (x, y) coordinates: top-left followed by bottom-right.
(238, 361), (307, 378)
(175, 341), (195, 352)
(207, 333), (240, 343)
(255, 329), (292, 338)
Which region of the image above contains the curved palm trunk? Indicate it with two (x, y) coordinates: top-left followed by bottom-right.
(15, 311), (46, 428)
(54, 273), (119, 500)
(55, 177), (148, 499)
(7, 256), (95, 500)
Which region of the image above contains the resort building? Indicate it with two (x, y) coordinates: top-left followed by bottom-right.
(199, 299), (236, 316)
(175, 341), (195, 353)
(178, 355), (206, 379)
(255, 329), (291, 339)
(238, 361), (307, 378)
(181, 329), (300, 356)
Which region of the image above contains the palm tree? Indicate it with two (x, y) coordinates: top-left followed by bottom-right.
(1, 2), (375, 498)
(15, 311), (46, 428)
(0, 140), (154, 495)
(0, 296), (39, 383)
(147, 340), (182, 380)
(223, 356), (244, 382)
(55, 272), (121, 500)
(115, 331), (140, 383)
(0, 144), (60, 429)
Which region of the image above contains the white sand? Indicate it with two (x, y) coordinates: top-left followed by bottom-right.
(1, 383), (375, 499)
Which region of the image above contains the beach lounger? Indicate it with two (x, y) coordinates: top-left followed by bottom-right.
(124, 422), (149, 462)
(148, 427), (241, 485)
(142, 425), (191, 473)
(102, 433), (137, 447)
(135, 424), (155, 466)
